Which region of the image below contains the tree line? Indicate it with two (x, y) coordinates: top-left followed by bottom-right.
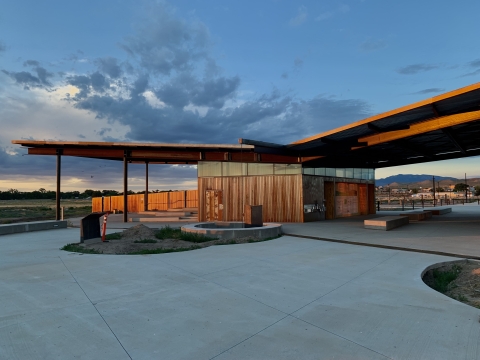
(0, 188), (175, 200)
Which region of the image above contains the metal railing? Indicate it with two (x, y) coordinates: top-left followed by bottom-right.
(376, 198), (480, 211)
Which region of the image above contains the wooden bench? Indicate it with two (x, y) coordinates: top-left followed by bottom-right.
(425, 207), (452, 215)
(364, 216), (409, 231)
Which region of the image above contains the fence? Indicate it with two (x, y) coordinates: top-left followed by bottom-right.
(92, 190), (198, 213)
(376, 197), (480, 211)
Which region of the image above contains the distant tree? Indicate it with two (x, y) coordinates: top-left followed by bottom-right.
(437, 187), (445, 192)
(38, 188), (46, 193)
(475, 186), (480, 197)
(411, 188), (418, 194)
(453, 183), (468, 192)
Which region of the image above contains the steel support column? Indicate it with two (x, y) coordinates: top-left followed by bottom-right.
(144, 161), (149, 211)
(123, 152), (128, 223)
(56, 150), (62, 220)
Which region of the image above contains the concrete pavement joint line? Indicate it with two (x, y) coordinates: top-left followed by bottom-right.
(289, 315), (393, 360)
(58, 257), (133, 360)
(290, 252), (400, 317)
(209, 314), (291, 360)
(284, 233), (480, 260)
(161, 248), (396, 359)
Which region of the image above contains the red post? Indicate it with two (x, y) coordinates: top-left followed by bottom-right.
(101, 213), (109, 242)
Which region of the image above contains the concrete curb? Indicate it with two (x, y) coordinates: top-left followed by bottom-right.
(0, 220), (67, 236)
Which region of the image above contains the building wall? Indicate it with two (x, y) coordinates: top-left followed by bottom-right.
(198, 174), (304, 223)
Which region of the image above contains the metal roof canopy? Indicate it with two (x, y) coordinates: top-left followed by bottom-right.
(12, 82), (480, 169)
(241, 82), (480, 168)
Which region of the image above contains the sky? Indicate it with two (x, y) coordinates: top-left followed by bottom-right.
(1, 0), (480, 192)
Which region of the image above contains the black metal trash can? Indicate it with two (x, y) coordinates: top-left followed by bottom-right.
(80, 212), (106, 243)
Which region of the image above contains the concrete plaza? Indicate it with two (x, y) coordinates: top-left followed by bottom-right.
(1, 206), (480, 359)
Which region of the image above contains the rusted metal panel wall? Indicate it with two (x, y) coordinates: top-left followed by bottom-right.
(198, 175), (303, 222)
(368, 184), (376, 214)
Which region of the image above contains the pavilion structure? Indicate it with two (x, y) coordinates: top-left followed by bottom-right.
(12, 82), (480, 223)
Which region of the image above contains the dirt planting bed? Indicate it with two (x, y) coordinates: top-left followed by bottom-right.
(423, 260), (480, 308)
(64, 224), (278, 255)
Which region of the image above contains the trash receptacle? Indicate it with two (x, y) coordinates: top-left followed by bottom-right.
(80, 212), (106, 243)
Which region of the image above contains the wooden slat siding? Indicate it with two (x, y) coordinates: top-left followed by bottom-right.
(186, 190), (198, 208)
(169, 191), (184, 209)
(92, 197), (103, 212)
(93, 190), (199, 213)
(198, 175), (303, 222)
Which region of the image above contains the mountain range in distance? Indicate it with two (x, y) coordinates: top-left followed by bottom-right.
(375, 174), (478, 188)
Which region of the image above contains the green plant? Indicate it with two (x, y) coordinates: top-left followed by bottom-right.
(431, 265), (462, 293)
(105, 232), (122, 240)
(155, 225), (216, 243)
(133, 239), (157, 243)
(128, 246), (201, 255)
(61, 243), (102, 254)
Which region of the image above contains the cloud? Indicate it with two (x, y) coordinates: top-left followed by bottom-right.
(0, 41), (6, 53)
(396, 63), (438, 75)
(359, 39), (387, 52)
(315, 4), (349, 21)
(289, 6), (307, 27)
(95, 57), (122, 78)
(411, 88), (445, 95)
(2, 60), (54, 89)
(460, 68), (480, 78)
(468, 59), (480, 68)
(120, 1), (213, 75)
(294, 57), (303, 68)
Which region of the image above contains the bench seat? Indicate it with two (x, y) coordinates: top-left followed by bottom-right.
(364, 216), (409, 231)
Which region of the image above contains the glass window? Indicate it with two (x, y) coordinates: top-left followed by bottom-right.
(361, 169), (369, 180)
(353, 168), (362, 179)
(285, 164), (302, 174)
(248, 163), (274, 175)
(345, 168), (353, 179)
(315, 168), (326, 176)
(222, 162), (247, 176)
(368, 169), (375, 180)
(325, 168), (335, 177)
(303, 167), (315, 175)
(198, 161), (222, 177)
(336, 168), (345, 178)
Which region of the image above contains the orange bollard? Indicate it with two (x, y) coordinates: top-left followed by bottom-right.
(101, 213), (109, 242)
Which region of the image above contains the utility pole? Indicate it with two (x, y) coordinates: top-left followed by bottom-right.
(465, 173), (468, 202)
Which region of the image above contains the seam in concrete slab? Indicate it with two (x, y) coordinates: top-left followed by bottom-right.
(284, 233), (480, 260)
(58, 257), (133, 360)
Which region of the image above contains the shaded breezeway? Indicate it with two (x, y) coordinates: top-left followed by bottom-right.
(1, 226), (480, 359)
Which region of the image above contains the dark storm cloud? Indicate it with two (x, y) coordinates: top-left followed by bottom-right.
(411, 88), (445, 95)
(95, 57), (122, 78)
(66, 71), (111, 98)
(2, 60), (54, 88)
(155, 74), (240, 109)
(396, 63), (438, 75)
(120, 2), (212, 75)
(0, 41), (5, 53)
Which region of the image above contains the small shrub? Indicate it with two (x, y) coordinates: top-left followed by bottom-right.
(105, 232), (122, 240)
(61, 243), (102, 254)
(432, 265), (462, 293)
(128, 246), (201, 255)
(155, 225), (216, 243)
(134, 239), (157, 243)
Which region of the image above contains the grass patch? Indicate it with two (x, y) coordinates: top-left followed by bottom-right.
(128, 246), (201, 255)
(105, 232), (122, 240)
(431, 264), (462, 293)
(133, 239), (157, 244)
(155, 225), (217, 243)
(61, 243), (102, 254)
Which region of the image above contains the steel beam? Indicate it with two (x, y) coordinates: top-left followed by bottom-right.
(441, 128), (467, 154)
(56, 150), (62, 220)
(123, 152), (128, 223)
(144, 161), (149, 211)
